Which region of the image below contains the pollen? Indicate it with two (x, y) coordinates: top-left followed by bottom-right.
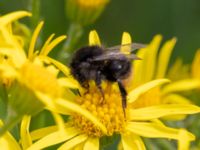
(18, 61), (62, 98)
(72, 82), (126, 137)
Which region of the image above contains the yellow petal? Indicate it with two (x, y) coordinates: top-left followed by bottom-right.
(167, 58), (189, 80)
(132, 35), (162, 85)
(163, 94), (191, 104)
(55, 98), (107, 134)
(0, 11), (31, 26)
(64, 88), (77, 100)
(0, 120), (21, 150)
(0, 48), (26, 68)
(34, 91), (60, 112)
(30, 124), (72, 141)
(191, 49), (200, 78)
(74, 143), (84, 150)
(121, 133), (146, 150)
(27, 127), (80, 150)
(58, 77), (80, 89)
(37, 91), (106, 133)
(45, 56), (70, 76)
(51, 112), (66, 135)
(30, 125), (58, 141)
(132, 47), (146, 85)
(128, 79), (170, 103)
(178, 129), (194, 150)
(128, 104), (200, 121)
(142, 35), (162, 82)
(40, 34), (55, 55)
(126, 122), (194, 140)
(28, 21), (44, 60)
(89, 30), (101, 46)
(120, 32), (132, 54)
(20, 115), (32, 149)
(160, 94), (190, 120)
(162, 79), (200, 94)
(83, 137), (99, 150)
(161, 95), (193, 120)
(42, 35), (67, 56)
(58, 134), (88, 150)
(156, 38), (177, 78)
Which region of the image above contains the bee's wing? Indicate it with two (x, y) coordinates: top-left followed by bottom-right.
(88, 43), (144, 62)
(88, 51), (140, 62)
(106, 43), (146, 52)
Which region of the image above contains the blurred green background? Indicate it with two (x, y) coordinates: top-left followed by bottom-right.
(0, 0), (200, 62)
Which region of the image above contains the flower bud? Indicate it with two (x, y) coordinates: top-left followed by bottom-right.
(65, 0), (109, 26)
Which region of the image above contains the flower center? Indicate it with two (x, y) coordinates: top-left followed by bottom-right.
(72, 82), (126, 137)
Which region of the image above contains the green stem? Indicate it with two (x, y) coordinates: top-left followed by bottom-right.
(0, 84), (7, 120)
(57, 23), (84, 63)
(0, 106), (22, 137)
(0, 83), (8, 104)
(28, 0), (40, 30)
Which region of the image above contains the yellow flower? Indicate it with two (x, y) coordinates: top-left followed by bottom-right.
(0, 12), (106, 137)
(168, 50), (200, 150)
(191, 49), (200, 80)
(167, 58), (190, 81)
(167, 49), (200, 93)
(0, 120), (21, 150)
(66, 0), (109, 25)
(0, 12), (67, 116)
(0, 11), (31, 50)
(26, 31), (200, 150)
(128, 34), (200, 111)
(0, 116), (31, 150)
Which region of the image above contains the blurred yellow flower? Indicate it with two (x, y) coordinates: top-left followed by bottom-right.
(191, 49), (200, 80)
(26, 31), (200, 150)
(128, 34), (200, 111)
(0, 12), (67, 117)
(167, 58), (190, 81)
(167, 49), (200, 92)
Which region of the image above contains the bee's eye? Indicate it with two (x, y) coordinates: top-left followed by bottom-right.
(117, 65), (122, 69)
(108, 61), (123, 72)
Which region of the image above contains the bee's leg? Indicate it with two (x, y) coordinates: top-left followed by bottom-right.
(117, 79), (127, 117)
(82, 82), (90, 95)
(95, 71), (104, 103)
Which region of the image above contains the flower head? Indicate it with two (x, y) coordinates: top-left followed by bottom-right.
(127, 34), (200, 110)
(0, 12), (66, 116)
(27, 31), (200, 150)
(66, 0), (109, 25)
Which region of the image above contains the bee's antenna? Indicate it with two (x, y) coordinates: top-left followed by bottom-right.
(95, 71), (105, 104)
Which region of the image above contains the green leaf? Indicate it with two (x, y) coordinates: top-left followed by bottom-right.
(100, 134), (120, 150)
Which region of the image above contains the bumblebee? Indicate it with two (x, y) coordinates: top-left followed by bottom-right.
(70, 43), (145, 115)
